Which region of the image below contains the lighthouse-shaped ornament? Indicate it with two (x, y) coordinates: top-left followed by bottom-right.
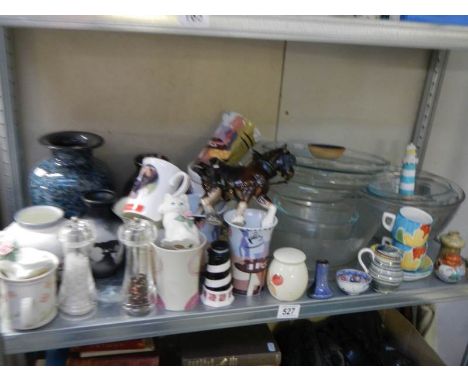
(399, 143), (418, 196)
(201, 241), (235, 308)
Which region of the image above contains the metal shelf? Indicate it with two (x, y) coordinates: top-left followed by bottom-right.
(2, 259), (468, 355)
(1, 16), (468, 50)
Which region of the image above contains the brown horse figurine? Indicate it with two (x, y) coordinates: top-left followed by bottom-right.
(193, 145), (296, 227)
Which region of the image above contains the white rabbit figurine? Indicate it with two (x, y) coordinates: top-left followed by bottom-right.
(158, 193), (200, 249)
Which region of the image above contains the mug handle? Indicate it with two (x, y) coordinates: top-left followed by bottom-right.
(382, 212), (396, 232)
(381, 236), (393, 246)
(169, 172), (190, 197)
(358, 248), (375, 274)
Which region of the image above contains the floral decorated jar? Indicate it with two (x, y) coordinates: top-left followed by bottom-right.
(267, 247), (308, 301)
(435, 231), (466, 283)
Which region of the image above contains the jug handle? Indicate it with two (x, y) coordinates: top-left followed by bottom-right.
(170, 172), (190, 197)
(358, 248), (375, 274)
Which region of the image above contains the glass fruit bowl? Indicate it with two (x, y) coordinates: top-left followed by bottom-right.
(270, 181), (379, 271)
(360, 168), (465, 240)
(258, 141), (390, 174)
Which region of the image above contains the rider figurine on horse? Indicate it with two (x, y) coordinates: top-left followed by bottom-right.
(193, 145), (296, 227)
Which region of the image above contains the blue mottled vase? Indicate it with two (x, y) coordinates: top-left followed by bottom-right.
(29, 131), (113, 217)
(308, 259), (333, 299)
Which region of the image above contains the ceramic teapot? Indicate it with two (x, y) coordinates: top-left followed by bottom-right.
(358, 244), (403, 294)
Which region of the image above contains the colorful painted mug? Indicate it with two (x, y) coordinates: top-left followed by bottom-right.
(382, 236), (428, 272)
(382, 206), (432, 247)
(123, 157), (190, 222)
(224, 209), (277, 296)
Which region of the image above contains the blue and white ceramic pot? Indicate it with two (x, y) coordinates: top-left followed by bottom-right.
(29, 131), (113, 217)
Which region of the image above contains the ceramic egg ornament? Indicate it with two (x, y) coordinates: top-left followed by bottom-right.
(267, 247), (308, 301)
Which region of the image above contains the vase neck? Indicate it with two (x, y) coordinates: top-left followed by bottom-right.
(52, 148), (93, 165)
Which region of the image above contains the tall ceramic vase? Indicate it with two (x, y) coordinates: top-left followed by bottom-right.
(29, 131), (113, 217)
(81, 190), (124, 278)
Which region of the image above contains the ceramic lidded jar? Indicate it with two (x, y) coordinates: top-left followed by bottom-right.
(267, 247), (308, 301)
(81, 190), (124, 278)
(29, 131), (113, 218)
(2, 205), (65, 261)
(435, 231), (466, 283)
(358, 244), (403, 294)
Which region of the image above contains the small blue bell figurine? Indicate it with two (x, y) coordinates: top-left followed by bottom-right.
(308, 259), (333, 299)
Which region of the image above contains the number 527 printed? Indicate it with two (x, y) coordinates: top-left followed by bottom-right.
(277, 304), (301, 319)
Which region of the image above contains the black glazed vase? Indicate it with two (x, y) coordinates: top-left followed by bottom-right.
(29, 131), (113, 217)
(81, 189), (124, 278)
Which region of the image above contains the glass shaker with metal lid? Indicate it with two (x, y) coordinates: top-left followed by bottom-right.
(58, 217), (97, 316)
(118, 218), (157, 316)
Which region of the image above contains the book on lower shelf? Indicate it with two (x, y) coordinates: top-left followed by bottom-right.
(69, 338), (155, 358)
(66, 352), (160, 366)
(179, 324), (282, 366)
(55, 338), (159, 366)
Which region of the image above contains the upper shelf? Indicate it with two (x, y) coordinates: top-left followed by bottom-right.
(1, 16), (468, 50)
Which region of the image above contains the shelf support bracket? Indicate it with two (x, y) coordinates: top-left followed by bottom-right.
(411, 49), (449, 168)
(0, 27), (24, 226)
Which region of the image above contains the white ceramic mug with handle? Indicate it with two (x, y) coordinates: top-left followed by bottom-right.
(0, 248), (59, 330)
(123, 157), (190, 222)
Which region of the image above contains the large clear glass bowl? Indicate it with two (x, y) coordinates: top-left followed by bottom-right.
(270, 182), (379, 271)
(258, 141), (390, 174)
(292, 166), (380, 191)
(360, 168), (465, 241)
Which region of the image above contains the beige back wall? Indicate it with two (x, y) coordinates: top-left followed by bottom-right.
(13, 28), (431, 198)
(13, 28), (284, 195)
(278, 42), (430, 163)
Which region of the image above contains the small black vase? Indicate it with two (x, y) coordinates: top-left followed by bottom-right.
(81, 189), (124, 278)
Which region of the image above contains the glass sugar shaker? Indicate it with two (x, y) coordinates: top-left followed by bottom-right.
(118, 218), (158, 316)
(58, 217), (97, 316)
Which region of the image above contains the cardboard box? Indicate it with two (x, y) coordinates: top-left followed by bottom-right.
(379, 309), (445, 366)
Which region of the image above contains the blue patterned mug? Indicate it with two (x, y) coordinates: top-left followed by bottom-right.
(382, 206), (433, 247)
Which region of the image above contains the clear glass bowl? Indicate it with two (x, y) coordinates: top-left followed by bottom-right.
(292, 166), (380, 191)
(258, 141), (390, 174)
(270, 182), (379, 270)
(360, 168), (465, 240)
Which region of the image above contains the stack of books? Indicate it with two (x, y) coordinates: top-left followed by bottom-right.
(65, 338), (159, 366)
